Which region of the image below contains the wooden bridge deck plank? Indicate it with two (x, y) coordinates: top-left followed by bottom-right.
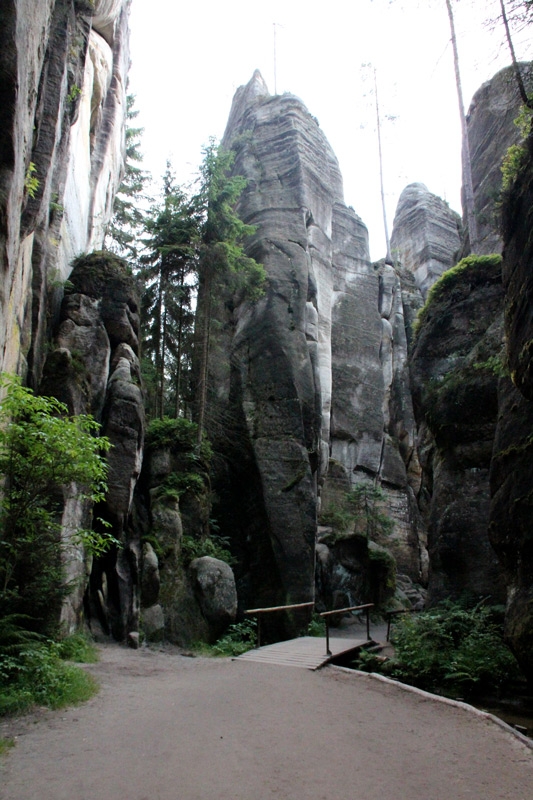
(236, 635), (370, 670)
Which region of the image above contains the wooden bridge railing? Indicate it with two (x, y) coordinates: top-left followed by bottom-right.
(244, 601), (374, 653)
(320, 604), (373, 655)
(244, 601), (315, 648)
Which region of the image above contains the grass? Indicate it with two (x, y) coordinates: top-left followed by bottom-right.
(0, 736), (16, 756)
(0, 630), (99, 718)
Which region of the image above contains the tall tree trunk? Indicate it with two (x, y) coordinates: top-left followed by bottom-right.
(196, 266), (213, 444)
(445, 0), (480, 253)
(374, 69), (392, 264)
(153, 274), (164, 419)
(174, 275), (185, 418)
(500, 0), (533, 108)
(158, 303), (168, 419)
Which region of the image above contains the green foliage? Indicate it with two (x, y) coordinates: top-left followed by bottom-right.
(196, 138), (267, 302)
(55, 633), (99, 664)
(381, 602), (521, 697)
(67, 84), (82, 104)
(139, 164), (198, 419)
(105, 94), (151, 260)
(0, 642), (98, 716)
(146, 416), (213, 465)
(0, 374), (111, 633)
(307, 613), (326, 637)
(320, 483), (393, 541)
(501, 104), (533, 192)
(157, 472), (205, 501)
(501, 142), (527, 192)
(414, 254), (503, 335)
(472, 354), (507, 377)
(194, 619), (257, 657)
(181, 534), (233, 565)
(24, 162), (39, 199)
(0, 737), (15, 755)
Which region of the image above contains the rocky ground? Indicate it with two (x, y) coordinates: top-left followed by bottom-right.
(1, 642), (532, 800)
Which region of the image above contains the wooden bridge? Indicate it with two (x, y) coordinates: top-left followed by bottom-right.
(236, 601), (375, 671)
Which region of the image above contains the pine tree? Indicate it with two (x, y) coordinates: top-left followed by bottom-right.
(140, 164), (198, 419)
(105, 94), (151, 260)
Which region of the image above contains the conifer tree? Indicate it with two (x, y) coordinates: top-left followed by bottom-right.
(140, 164), (197, 419)
(105, 94), (151, 260)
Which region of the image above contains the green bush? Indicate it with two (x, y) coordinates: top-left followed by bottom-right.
(379, 602), (521, 698)
(194, 619), (257, 657)
(181, 533), (233, 565)
(0, 374), (112, 633)
(157, 471), (206, 501)
(56, 633), (99, 664)
(0, 642), (97, 717)
(0, 617), (99, 716)
(146, 416), (212, 463)
(307, 613), (326, 637)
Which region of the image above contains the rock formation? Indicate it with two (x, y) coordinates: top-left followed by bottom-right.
(40, 252), (144, 637)
(490, 129), (533, 682)
(410, 255), (506, 604)
(402, 64), (533, 613)
(390, 183), (462, 299)
(0, 0), (130, 385)
(466, 63), (533, 254)
(201, 72), (427, 638)
(135, 420), (236, 646)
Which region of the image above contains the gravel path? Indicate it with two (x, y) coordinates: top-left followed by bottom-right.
(1, 643), (532, 800)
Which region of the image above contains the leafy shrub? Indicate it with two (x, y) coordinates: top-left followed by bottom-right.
(0, 640), (97, 717)
(501, 104), (533, 192)
(157, 471), (205, 501)
(380, 602), (521, 698)
(194, 619), (257, 657)
(56, 633), (99, 664)
(0, 374), (111, 633)
(146, 416), (212, 462)
(181, 534), (233, 565)
(307, 613), (326, 637)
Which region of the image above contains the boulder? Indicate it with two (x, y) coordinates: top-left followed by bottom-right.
(189, 557), (238, 639)
(141, 604), (165, 642)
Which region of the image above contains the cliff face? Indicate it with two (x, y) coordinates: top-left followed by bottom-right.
(490, 131), (533, 682)
(410, 256), (506, 604)
(402, 65), (533, 613)
(0, 0), (130, 385)
(204, 72), (426, 635)
(466, 64), (532, 255)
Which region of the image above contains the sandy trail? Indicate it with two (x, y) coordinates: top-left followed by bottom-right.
(1, 643), (532, 800)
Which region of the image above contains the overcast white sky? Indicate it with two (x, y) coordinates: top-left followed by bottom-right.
(128, 0), (532, 260)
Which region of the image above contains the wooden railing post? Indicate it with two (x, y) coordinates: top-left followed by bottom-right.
(244, 601), (315, 649)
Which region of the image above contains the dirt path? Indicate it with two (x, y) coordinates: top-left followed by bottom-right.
(1, 643), (532, 800)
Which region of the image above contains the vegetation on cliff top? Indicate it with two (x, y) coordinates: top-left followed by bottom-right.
(414, 254), (503, 335)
